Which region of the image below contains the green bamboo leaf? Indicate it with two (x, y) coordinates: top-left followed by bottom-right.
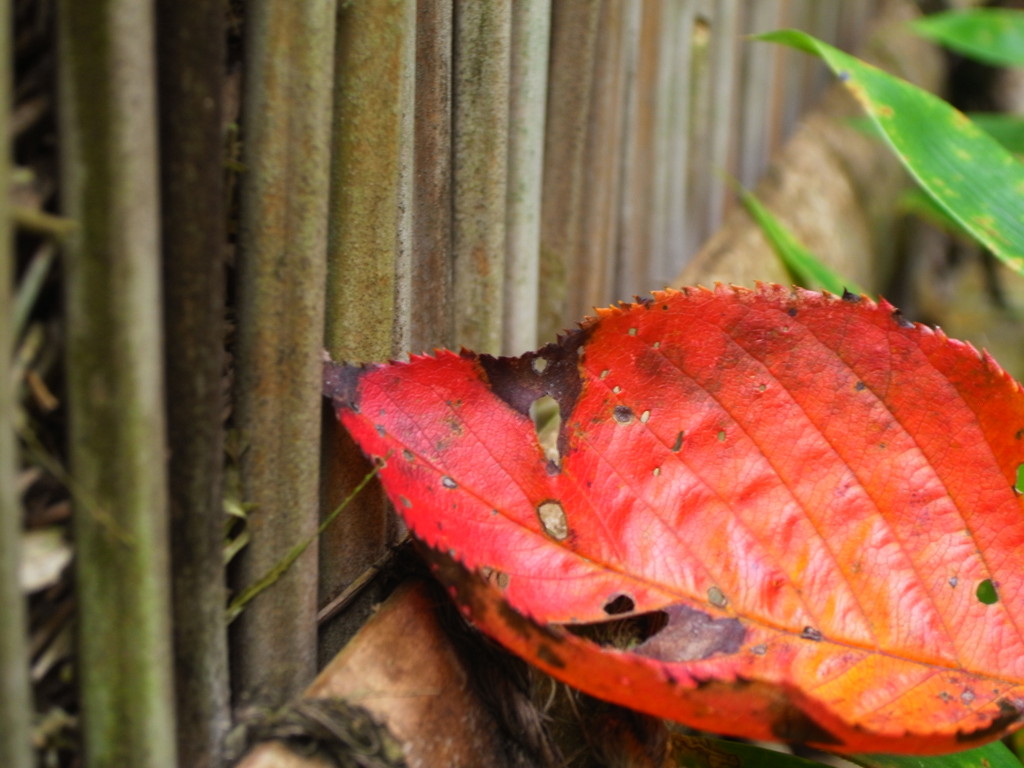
(967, 113), (1024, 155)
(757, 29), (1024, 275)
(911, 9), (1024, 68)
(848, 739), (1023, 768)
(735, 181), (863, 296)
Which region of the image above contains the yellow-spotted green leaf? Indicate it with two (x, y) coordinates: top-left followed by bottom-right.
(758, 30), (1024, 276)
(849, 739), (1023, 768)
(736, 182), (864, 296)
(968, 113), (1024, 155)
(912, 9), (1024, 68)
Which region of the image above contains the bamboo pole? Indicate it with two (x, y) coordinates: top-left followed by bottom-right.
(0, 0), (33, 763)
(154, 1), (230, 765)
(412, 0), (455, 355)
(503, 0), (550, 355)
(320, 0), (415, 658)
(57, 1), (177, 765)
(453, 1), (511, 353)
(615, 0), (656, 298)
(233, 0), (336, 707)
(539, 0), (600, 341)
(578, 2), (631, 316)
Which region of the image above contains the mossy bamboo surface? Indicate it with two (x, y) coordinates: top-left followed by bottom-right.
(503, 0), (550, 355)
(57, 1), (177, 766)
(453, 1), (511, 354)
(234, 0), (335, 706)
(0, 0), (33, 763)
(155, 1), (229, 765)
(320, 0), (415, 658)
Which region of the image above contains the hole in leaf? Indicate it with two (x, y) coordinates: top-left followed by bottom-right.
(537, 500), (568, 540)
(566, 609), (668, 651)
(529, 395), (561, 465)
(1015, 463), (1024, 495)
(441, 476), (457, 489)
(977, 578), (999, 605)
(707, 585), (728, 608)
(603, 594), (636, 615)
(531, 356), (548, 373)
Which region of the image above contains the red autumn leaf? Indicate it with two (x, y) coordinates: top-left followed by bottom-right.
(324, 284), (1024, 755)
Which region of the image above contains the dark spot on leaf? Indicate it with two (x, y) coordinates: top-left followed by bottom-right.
(535, 643), (566, 669)
(949, 576), (958, 587)
(399, 496), (411, 508)
(441, 476), (458, 490)
(841, 289), (861, 302)
(375, 424), (386, 437)
(787, 307), (797, 317)
(977, 578), (999, 604)
(892, 309), (915, 329)
(838, 70), (850, 82)
(478, 328), (591, 457)
(603, 594), (635, 615)
(801, 626), (823, 642)
(854, 381), (866, 391)
(613, 405), (634, 423)
(633, 604), (746, 662)
(322, 359), (371, 408)
(751, 644), (767, 655)
(671, 431), (684, 452)
(1016, 428), (1024, 440)
(956, 699), (1024, 743)
(770, 705), (843, 746)
(402, 449), (414, 462)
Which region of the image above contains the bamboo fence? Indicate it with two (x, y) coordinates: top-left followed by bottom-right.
(4, 1), (884, 766)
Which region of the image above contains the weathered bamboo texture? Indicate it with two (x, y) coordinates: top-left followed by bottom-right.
(155, 1), (230, 765)
(0, 0), (33, 764)
(412, 0), (455, 354)
(538, 0), (601, 342)
(319, 0), (415, 660)
(453, 1), (511, 353)
(233, 0), (335, 707)
(503, 0), (550, 355)
(57, 1), (177, 766)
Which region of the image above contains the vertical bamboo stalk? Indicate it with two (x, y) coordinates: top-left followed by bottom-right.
(154, 1), (229, 765)
(654, 0), (695, 280)
(0, 0), (32, 764)
(412, 0), (455, 354)
(57, 1), (177, 766)
(539, 0), (600, 341)
(234, 0), (335, 707)
(453, 1), (511, 353)
(503, 0), (550, 355)
(577, 1), (630, 316)
(739, 0), (780, 187)
(616, 0), (659, 297)
(320, 0), (415, 659)
(704, 0), (739, 234)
